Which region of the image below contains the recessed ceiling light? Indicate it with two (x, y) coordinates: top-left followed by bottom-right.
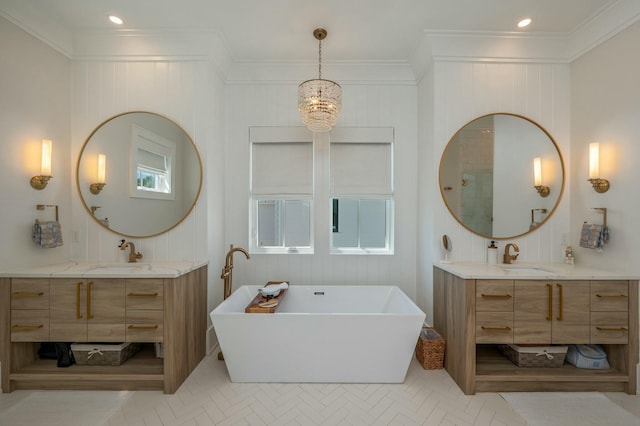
(108, 15), (124, 25)
(517, 18), (532, 28)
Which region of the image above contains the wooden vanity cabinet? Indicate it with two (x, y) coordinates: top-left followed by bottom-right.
(514, 280), (590, 344)
(10, 278), (50, 342)
(475, 280), (514, 344)
(49, 278), (126, 342)
(0, 265), (207, 394)
(434, 266), (639, 395)
(125, 279), (164, 342)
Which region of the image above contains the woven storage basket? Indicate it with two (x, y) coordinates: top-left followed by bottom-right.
(499, 344), (568, 368)
(415, 327), (445, 369)
(71, 342), (140, 366)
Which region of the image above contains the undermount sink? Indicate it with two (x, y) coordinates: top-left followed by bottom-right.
(497, 265), (556, 274)
(87, 263), (150, 274)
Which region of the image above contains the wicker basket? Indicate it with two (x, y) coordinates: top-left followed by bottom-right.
(71, 342), (140, 366)
(415, 327), (445, 369)
(499, 344), (568, 368)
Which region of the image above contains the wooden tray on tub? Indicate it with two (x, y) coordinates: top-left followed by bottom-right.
(245, 281), (289, 313)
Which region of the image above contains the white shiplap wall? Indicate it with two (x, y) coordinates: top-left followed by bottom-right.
(71, 61), (213, 262)
(224, 81), (419, 299)
(70, 60), (226, 326)
(418, 61), (571, 324)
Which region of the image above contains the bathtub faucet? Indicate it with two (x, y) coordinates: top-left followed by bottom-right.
(221, 244), (250, 300)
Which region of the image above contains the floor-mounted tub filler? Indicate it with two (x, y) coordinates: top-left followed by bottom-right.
(210, 285), (426, 383)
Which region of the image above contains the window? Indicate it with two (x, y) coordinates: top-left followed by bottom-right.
(130, 124), (176, 200)
(250, 127), (313, 253)
(330, 127), (394, 254)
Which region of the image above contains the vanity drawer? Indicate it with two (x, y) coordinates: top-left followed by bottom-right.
(476, 280), (514, 312)
(126, 310), (164, 342)
(126, 279), (164, 310)
(11, 279), (49, 310)
(591, 281), (628, 311)
(476, 312), (513, 343)
(11, 309), (50, 341)
(591, 311), (628, 344)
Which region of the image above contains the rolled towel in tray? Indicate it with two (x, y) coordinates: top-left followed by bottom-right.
(258, 282), (289, 297)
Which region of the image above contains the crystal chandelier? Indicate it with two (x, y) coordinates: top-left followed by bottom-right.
(298, 28), (342, 132)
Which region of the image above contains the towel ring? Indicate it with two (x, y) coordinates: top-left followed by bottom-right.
(36, 204), (59, 222)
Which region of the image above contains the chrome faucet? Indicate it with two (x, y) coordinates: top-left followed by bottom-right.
(503, 243), (520, 264)
(119, 239), (143, 263)
(221, 244), (250, 300)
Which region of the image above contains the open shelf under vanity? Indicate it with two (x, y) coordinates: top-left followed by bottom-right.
(474, 344), (631, 393)
(9, 343), (164, 391)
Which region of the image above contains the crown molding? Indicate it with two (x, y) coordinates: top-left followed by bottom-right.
(226, 60), (416, 84)
(410, 0), (640, 80)
(0, 9), (73, 58)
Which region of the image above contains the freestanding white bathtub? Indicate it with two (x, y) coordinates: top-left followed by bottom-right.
(210, 285), (426, 383)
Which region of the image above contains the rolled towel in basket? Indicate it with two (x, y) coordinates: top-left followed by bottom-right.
(32, 220), (64, 248)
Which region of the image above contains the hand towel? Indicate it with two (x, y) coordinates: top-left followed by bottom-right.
(579, 223), (608, 249)
(32, 220), (64, 248)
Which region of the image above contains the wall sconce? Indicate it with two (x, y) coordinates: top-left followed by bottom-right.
(89, 154), (106, 194)
(30, 139), (53, 190)
(588, 142), (610, 193)
(533, 157), (550, 197)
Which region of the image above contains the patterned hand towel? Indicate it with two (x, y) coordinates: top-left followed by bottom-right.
(32, 221), (64, 248)
(579, 223), (607, 249)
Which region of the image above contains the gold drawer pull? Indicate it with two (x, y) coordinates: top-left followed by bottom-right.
(76, 282), (83, 319)
(128, 292), (159, 297)
(557, 283), (563, 321)
(546, 283), (552, 321)
(595, 294), (627, 298)
(596, 326), (628, 332)
(480, 326), (512, 331)
(12, 292), (44, 297)
(128, 325), (159, 330)
(12, 324), (44, 330)
(480, 293), (512, 299)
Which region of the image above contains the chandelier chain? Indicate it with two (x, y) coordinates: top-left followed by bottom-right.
(318, 38), (322, 80)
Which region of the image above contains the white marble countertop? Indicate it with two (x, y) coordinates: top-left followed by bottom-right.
(434, 261), (639, 280)
(0, 260), (208, 278)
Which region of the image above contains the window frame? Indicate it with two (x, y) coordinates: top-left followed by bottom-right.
(249, 127), (314, 254)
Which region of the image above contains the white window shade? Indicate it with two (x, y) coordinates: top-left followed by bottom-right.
(138, 148), (168, 172)
(250, 127), (313, 197)
(330, 127), (393, 196)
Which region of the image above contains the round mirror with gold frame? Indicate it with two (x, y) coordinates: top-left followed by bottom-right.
(439, 113), (564, 240)
(77, 111), (203, 238)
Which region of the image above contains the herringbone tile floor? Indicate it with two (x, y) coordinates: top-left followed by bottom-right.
(105, 355), (529, 425)
(2, 353), (639, 425)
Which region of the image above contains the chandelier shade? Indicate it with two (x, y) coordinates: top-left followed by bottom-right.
(298, 28), (342, 132)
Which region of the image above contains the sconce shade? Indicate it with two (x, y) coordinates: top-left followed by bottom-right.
(533, 156), (550, 197)
(533, 157), (542, 186)
(589, 143), (600, 179)
(30, 139), (53, 190)
(298, 28), (342, 132)
(97, 154), (106, 183)
(588, 142), (610, 193)
(41, 139), (52, 176)
(90, 154), (107, 194)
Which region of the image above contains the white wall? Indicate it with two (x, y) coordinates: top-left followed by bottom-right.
(70, 61), (212, 264)
(0, 17), (71, 269)
(224, 77), (419, 299)
(571, 20), (640, 275)
(70, 60), (227, 336)
(418, 60), (571, 324)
